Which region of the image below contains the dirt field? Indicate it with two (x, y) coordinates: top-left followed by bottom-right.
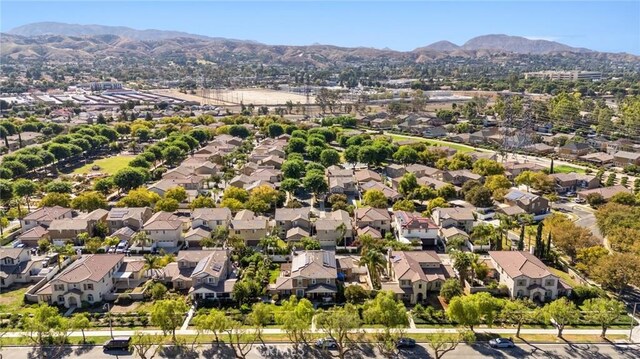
(150, 88), (314, 106)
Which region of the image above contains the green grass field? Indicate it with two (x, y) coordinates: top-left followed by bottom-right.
(385, 133), (480, 153)
(73, 155), (135, 175)
(548, 267), (580, 288)
(552, 164), (587, 174)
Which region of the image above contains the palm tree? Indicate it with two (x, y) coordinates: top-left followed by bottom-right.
(133, 231), (151, 252)
(470, 223), (496, 249)
(359, 249), (386, 289)
(143, 254), (161, 278)
(336, 223), (347, 250)
(496, 214), (518, 250)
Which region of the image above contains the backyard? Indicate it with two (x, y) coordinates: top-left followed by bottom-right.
(385, 132), (482, 153)
(553, 164), (587, 174)
(72, 155), (135, 175)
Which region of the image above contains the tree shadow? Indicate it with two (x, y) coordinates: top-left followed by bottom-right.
(559, 338), (613, 359)
(160, 344), (200, 359)
(398, 345), (432, 359)
(256, 343), (323, 359)
(517, 338), (563, 359)
(27, 345), (73, 359)
(73, 344), (96, 356)
(201, 343), (236, 359)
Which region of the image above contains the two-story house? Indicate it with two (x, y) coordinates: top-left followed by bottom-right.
(503, 190), (550, 217)
(21, 206), (73, 232)
(269, 250), (337, 300)
(275, 208), (312, 240)
(613, 151), (640, 167)
(162, 250), (235, 301)
(229, 210), (270, 247)
(441, 170), (483, 186)
(558, 142), (591, 159)
(191, 207), (232, 230)
(326, 166), (357, 194)
(314, 210), (354, 248)
(143, 212), (184, 248)
(36, 254), (125, 308)
(431, 207), (475, 233)
(489, 251), (570, 302)
(382, 250), (450, 304)
(107, 207), (153, 233)
(0, 248), (44, 288)
(355, 207), (391, 237)
(550, 173), (599, 194)
(393, 211), (439, 246)
(47, 209), (108, 245)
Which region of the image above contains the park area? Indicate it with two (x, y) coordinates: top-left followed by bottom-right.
(386, 132), (480, 153)
(73, 155), (134, 175)
(151, 88), (314, 106)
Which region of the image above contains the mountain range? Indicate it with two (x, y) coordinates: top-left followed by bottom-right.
(1, 22), (635, 64)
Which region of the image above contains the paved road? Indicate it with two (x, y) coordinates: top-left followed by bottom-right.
(3, 342), (639, 359)
(552, 201), (602, 240)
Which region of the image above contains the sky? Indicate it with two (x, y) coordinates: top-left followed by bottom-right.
(1, 1), (639, 54)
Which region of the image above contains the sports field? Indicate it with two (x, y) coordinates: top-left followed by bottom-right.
(73, 155), (134, 175)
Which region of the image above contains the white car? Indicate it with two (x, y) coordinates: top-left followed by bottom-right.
(315, 338), (337, 349)
(489, 338), (515, 348)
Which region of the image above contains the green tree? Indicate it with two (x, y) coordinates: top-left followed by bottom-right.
(446, 292), (502, 331)
(150, 299), (188, 342)
(393, 146), (419, 165)
(149, 282), (168, 301)
(315, 304), (363, 359)
(70, 313), (91, 344)
(362, 291), (409, 328)
(543, 297), (580, 337)
(190, 195), (216, 209)
(359, 249), (386, 288)
(464, 185), (494, 208)
(223, 186), (250, 203)
(392, 199), (415, 212)
(113, 167), (148, 192)
(71, 191), (108, 212)
(500, 299), (535, 337)
(117, 187), (161, 207)
(362, 189), (388, 208)
(281, 159), (305, 179)
(320, 149), (341, 167)
(21, 304), (69, 347)
(302, 170), (328, 198)
(93, 178), (114, 195)
(398, 173), (419, 197)
(439, 278), (463, 303)
(39, 192), (71, 208)
(275, 296), (315, 354)
(13, 179), (38, 211)
(155, 198), (179, 212)
(426, 197), (449, 215)
(44, 181), (73, 194)
(428, 330), (476, 359)
(344, 285), (370, 304)
(582, 298), (625, 338)
(131, 331), (166, 359)
(472, 159), (505, 176)
(164, 186), (188, 203)
(194, 308), (230, 344)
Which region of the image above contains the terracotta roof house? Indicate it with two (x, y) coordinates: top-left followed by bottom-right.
(503, 161), (547, 180)
(269, 250), (337, 300)
(579, 152), (614, 166)
(385, 164), (406, 179)
(1, 248), (45, 288)
(441, 170), (483, 186)
(357, 226), (382, 239)
(613, 151), (640, 167)
(21, 206), (73, 232)
(355, 207), (391, 237)
(382, 251), (449, 304)
(558, 142), (591, 159)
(17, 226), (50, 248)
(489, 251), (570, 301)
(360, 181), (401, 201)
(37, 254), (125, 308)
(354, 169), (382, 184)
(393, 211), (439, 246)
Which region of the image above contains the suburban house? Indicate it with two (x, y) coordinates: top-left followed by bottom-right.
(613, 151), (640, 167)
(385, 164), (406, 179)
(550, 173), (599, 194)
(503, 161), (547, 180)
(36, 254), (125, 308)
(47, 209), (108, 245)
(269, 250), (337, 300)
(17, 226), (50, 248)
(355, 207), (392, 237)
(580, 152), (614, 167)
(148, 177), (204, 198)
(107, 207), (153, 233)
(489, 251), (570, 302)
(143, 212), (184, 249)
(382, 250), (450, 304)
(393, 211), (439, 246)
(361, 181), (402, 202)
(577, 185), (633, 202)
(0, 248), (45, 288)
(275, 208), (312, 239)
(162, 250), (235, 301)
(229, 210), (270, 247)
(191, 208), (232, 230)
(431, 207), (475, 233)
(314, 210), (354, 248)
(21, 206), (73, 232)
(441, 170), (483, 186)
(558, 142), (591, 159)
(503, 190), (550, 216)
(354, 169), (382, 184)
(326, 166), (357, 194)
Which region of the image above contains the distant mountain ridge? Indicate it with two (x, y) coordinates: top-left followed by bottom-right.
(2, 22), (636, 65)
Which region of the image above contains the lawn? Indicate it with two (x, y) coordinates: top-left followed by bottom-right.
(0, 286), (35, 314)
(73, 155), (135, 175)
(269, 268), (281, 284)
(385, 133), (479, 153)
(552, 164), (586, 174)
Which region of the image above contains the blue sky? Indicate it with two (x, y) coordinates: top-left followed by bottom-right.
(2, 1), (639, 54)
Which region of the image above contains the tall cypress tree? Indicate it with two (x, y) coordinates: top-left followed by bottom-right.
(518, 224), (525, 251)
(546, 232), (552, 259)
(535, 222), (544, 257)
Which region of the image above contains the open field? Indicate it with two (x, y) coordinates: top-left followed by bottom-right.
(151, 88), (315, 106)
(73, 155), (134, 175)
(385, 132), (483, 153)
(553, 164), (587, 174)
(0, 286), (29, 313)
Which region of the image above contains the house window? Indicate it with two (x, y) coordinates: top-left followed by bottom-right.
(54, 284), (65, 291)
(297, 279), (303, 287)
(207, 277), (213, 283)
(57, 295), (64, 303)
(545, 280), (555, 287)
(517, 280), (527, 286)
(311, 278), (316, 285)
(326, 279), (331, 284)
(87, 294), (94, 302)
(418, 284), (422, 289)
(84, 283), (94, 290)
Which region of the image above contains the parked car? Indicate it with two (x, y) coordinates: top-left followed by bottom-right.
(574, 197), (586, 204)
(116, 240), (128, 253)
(489, 337), (515, 348)
(396, 337), (416, 349)
(103, 336), (131, 351)
(315, 338), (338, 349)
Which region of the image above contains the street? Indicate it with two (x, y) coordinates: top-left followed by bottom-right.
(2, 342), (639, 359)
(552, 201), (603, 240)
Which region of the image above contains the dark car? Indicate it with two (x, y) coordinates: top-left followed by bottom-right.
(103, 336), (132, 351)
(489, 337), (515, 348)
(396, 337), (416, 349)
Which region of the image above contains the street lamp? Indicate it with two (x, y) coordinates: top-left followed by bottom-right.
(103, 303), (113, 339)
